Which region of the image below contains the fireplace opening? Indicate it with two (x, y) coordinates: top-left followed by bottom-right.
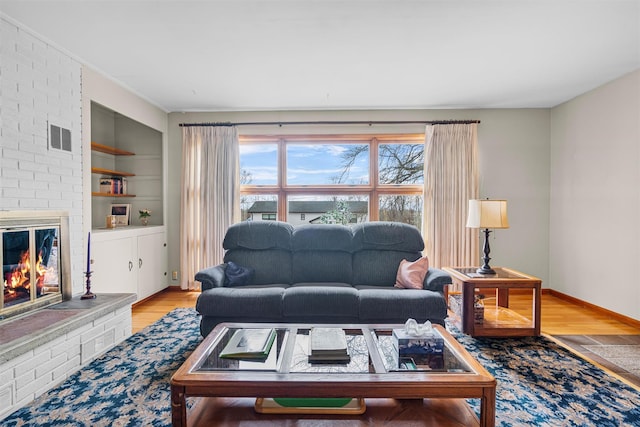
(1, 211), (72, 321)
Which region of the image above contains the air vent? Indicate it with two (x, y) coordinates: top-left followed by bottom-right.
(49, 123), (72, 152)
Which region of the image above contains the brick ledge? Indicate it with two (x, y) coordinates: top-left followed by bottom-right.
(0, 293), (136, 364)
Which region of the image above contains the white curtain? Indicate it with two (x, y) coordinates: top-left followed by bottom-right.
(180, 126), (240, 290)
(423, 123), (479, 268)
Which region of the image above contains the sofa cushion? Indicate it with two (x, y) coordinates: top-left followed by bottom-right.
(223, 221), (293, 251)
(395, 256), (429, 289)
(196, 286), (286, 318)
(292, 224), (354, 283)
(224, 261), (254, 286)
(353, 251), (421, 287)
(224, 249), (292, 285)
(292, 252), (353, 283)
(357, 287), (448, 322)
(283, 284), (359, 320)
(292, 224), (354, 252)
(352, 222), (424, 252)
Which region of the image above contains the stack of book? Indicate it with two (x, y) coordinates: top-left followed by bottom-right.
(308, 327), (351, 363)
(219, 328), (277, 360)
(99, 177), (128, 194)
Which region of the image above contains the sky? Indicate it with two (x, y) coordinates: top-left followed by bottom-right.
(239, 143), (369, 186)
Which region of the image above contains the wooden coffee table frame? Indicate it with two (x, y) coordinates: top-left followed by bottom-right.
(443, 266), (542, 338)
(170, 322), (496, 427)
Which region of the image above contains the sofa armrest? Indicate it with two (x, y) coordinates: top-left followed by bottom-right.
(195, 264), (226, 291)
(423, 267), (452, 293)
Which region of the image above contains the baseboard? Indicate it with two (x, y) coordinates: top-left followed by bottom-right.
(548, 289), (640, 330)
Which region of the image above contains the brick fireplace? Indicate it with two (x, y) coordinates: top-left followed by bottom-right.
(0, 212), (135, 420)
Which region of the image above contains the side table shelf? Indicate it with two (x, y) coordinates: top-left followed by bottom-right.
(443, 267), (542, 338)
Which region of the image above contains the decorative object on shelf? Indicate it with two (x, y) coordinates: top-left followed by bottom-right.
(466, 199), (509, 275)
(81, 231), (96, 299)
(139, 209), (151, 226)
(110, 204), (131, 226)
(106, 215), (116, 229)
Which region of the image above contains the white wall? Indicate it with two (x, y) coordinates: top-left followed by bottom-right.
(167, 109), (551, 287)
(0, 17), (84, 294)
(550, 69), (640, 320)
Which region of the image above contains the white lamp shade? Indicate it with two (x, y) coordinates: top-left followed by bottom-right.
(466, 199), (509, 229)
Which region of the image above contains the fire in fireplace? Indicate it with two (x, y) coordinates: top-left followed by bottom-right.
(4, 228), (59, 306)
(1, 211), (72, 320)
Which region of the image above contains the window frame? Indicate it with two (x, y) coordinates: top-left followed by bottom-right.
(240, 134), (425, 223)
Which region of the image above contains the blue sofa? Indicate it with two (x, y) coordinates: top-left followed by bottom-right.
(195, 221), (451, 336)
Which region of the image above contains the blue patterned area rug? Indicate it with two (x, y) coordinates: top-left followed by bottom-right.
(2, 308), (640, 426)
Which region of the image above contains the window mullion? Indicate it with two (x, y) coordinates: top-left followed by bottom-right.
(278, 138), (287, 221)
(370, 138), (380, 221)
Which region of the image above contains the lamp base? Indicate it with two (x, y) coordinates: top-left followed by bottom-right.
(476, 266), (496, 275)
(477, 228), (496, 275)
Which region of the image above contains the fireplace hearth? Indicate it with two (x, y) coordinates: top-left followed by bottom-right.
(1, 211), (72, 321)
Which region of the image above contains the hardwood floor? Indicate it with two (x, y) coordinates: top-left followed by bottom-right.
(131, 288), (200, 333)
(132, 288), (640, 335)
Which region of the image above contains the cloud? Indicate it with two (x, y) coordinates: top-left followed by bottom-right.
(288, 167), (342, 175)
(288, 144), (350, 158)
(244, 166), (277, 183)
(240, 145), (277, 155)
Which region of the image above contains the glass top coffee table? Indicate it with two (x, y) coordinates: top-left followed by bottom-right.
(170, 322), (495, 427)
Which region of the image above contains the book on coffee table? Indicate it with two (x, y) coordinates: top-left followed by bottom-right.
(308, 327), (350, 363)
(220, 328), (277, 360)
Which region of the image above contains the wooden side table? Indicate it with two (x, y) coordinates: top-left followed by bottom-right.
(443, 267), (542, 337)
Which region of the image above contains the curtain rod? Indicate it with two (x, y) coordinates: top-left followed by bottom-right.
(179, 119), (480, 127)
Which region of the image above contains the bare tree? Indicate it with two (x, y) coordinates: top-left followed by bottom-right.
(336, 144), (424, 228)
(378, 144), (423, 184)
(240, 169), (253, 220)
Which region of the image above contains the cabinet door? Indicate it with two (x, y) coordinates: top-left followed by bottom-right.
(136, 232), (168, 300)
(91, 236), (137, 294)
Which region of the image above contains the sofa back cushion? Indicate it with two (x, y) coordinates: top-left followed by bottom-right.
(223, 221), (293, 285)
(223, 220), (293, 251)
(291, 224), (353, 283)
(224, 249), (292, 285)
(353, 251), (421, 286)
(351, 222), (424, 287)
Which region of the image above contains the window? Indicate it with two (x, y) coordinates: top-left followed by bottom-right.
(240, 134), (424, 230)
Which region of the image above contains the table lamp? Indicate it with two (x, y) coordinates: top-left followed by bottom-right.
(466, 199), (509, 274)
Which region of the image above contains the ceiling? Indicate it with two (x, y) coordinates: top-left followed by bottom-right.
(1, 1), (638, 112)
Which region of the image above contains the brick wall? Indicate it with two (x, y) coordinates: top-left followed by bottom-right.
(0, 17), (84, 293)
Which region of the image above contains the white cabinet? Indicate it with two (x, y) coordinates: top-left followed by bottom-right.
(137, 231), (168, 299)
(91, 234), (137, 294)
(90, 226), (168, 301)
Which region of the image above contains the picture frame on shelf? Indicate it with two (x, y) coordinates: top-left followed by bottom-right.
(110, 203), (131, 226)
